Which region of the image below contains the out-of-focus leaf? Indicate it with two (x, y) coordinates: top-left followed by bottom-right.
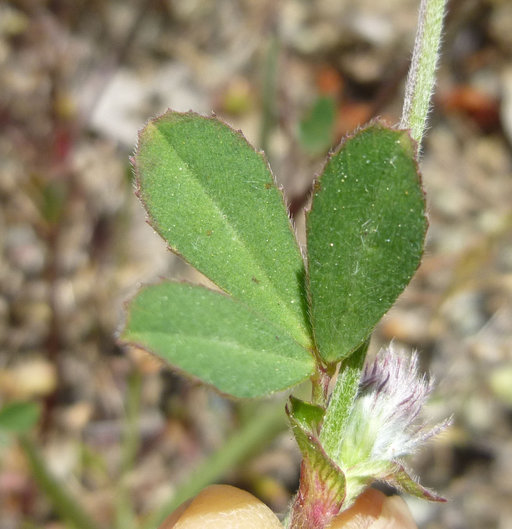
(298, 96), (337, 156)
(0, 401), (41, 434)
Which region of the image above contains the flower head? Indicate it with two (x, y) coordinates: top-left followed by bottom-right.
(337, 345), (450, 505)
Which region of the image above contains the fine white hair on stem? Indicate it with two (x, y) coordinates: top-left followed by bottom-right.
(400, 0), (447, 151)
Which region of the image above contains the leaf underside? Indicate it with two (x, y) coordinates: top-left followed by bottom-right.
(307, 123), (427, 363)
(135, 110), (311, 349)
(122, 282), (314, 398)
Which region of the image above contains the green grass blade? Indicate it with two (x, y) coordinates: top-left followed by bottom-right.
(122, 282), (314, 398)
(307, 123), (427, 362)
(134, 111), (311, 349)
(144, 401), (286, 528)
(19, 435), (103, 529)
(114, 372), (142, 529)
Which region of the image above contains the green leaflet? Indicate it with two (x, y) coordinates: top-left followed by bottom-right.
(122, 282), (314, 398)
(135, 111), (311, 349)
(307, 123), (427, 362)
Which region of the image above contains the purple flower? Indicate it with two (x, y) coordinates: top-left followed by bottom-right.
(335, 345), (450, 505)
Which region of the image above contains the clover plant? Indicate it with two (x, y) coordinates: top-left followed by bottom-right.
(121, 1), (448, 528)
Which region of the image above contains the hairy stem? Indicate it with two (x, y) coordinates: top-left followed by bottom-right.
(311, 363), (332, 408)
(400, 0), (447, 150)
(319, 341), (368, 462)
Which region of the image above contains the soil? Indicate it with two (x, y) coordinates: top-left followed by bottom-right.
(1, 1), (511, 528)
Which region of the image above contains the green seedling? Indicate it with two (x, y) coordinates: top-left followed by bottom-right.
(121, 1), (448, 528)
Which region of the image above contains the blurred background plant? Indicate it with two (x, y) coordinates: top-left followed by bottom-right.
(0, 1), (511, 528)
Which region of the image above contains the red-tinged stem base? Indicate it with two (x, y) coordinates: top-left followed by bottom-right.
(289, 460), (345, 529)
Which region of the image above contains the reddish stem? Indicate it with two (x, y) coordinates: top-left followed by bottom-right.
(290, 458), (345, 529)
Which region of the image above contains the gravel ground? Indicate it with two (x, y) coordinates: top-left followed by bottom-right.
(1, 1), (511, 528)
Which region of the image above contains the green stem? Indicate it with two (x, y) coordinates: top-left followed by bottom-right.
(319, 341), (368, 463)
(310, 364), (332, 408)
(145, 401), (286, 528)
(19, 435), (103, 529)
(400, 0), (447, 150)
